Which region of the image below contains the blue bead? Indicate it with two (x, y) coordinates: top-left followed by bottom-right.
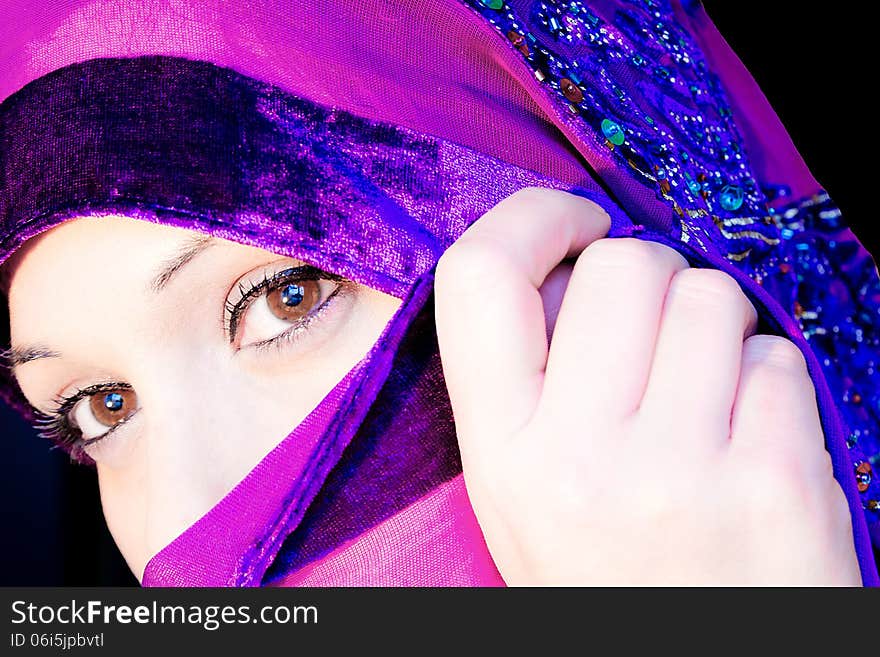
(281, 284), (304, 306)
(719, 184), (744, 211)
(104, 393), (124, 411)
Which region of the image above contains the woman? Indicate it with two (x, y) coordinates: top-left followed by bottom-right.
(1, 0), (877, 586)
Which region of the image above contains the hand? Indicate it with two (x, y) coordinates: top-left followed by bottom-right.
(434, 187), (862, 585)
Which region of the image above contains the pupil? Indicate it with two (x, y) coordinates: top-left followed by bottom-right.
(280, 283), (305, 307)
(104, 392), (124, 412)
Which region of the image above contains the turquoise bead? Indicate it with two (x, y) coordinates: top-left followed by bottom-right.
(601, 119), (626, 146)
(719, 184), (744, 211)
(479, 0), (504, 9)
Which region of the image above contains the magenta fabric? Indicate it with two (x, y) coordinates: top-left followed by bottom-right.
(1, 0), (878, 587)
(271, 475), (505, 587)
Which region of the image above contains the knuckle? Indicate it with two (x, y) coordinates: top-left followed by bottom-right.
(669, 267), (744, 307)
(742, 334), (808, 372)
(436, 236), (512, 290)
(507, 185), (559, 204)
(749, 435), (824, 482)
(733, 442), (846, 523)
(737, 457), (808, 508)
(504, 186), (613, 231)
(578, 236), (688, 272)
(508, 185), (593, 207)
(493, 186), (550, 217)
(502, 186), (581, 215)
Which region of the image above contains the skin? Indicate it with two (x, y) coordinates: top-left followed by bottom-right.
(6, 214), (403, 581)
(6, 189), (863, 585)
(435, 187), (862, 585)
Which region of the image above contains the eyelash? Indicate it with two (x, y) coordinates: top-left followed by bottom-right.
(32, 382), (136, 461)
(223, 264), (348, 349)
(32, 264), (352, 459)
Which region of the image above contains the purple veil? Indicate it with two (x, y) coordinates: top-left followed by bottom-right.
(1, 0), (878, 586)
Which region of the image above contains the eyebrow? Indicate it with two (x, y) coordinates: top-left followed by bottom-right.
(149, 234), (217, 293)
(5, 234), (219, 373)
(2, 344), (61, 370)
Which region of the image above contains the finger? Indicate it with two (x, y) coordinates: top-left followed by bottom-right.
(638, 267), (759, 447)
(730, 334), (829, 473)
(540, 237), (690, 425)
(434, 187), (610, 456)
(538, 260), (575, 344)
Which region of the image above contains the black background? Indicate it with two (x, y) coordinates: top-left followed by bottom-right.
(0, 2), (875, 586)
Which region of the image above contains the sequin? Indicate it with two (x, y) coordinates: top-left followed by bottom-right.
(601, 118), (626, 146)
(506, 29), (531, 56)
(719, 184), (745, 211)
(465, 0), (769, 238)
(743, 192), (880, 513)
(856, 461), (873, 494)
(559, 78), (583, 104)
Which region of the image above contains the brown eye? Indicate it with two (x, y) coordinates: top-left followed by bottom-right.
(230, 264), (351, 349)
(265, 280), (322, 322)
(84, 388), (138, 429)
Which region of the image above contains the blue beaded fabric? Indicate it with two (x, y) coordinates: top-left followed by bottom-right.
(470, 0), (767, 226)
(463, 0), (880, 531)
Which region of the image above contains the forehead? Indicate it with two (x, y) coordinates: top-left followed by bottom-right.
(10, 215), (192, 266)
(7, 216), (246, 329)
(5, 216), (184, 329)
(4, 215), (263, 294)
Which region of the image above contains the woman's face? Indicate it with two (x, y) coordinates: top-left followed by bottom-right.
(5, 215), (403, 581)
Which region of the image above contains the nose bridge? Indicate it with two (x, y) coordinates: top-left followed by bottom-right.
(134, 340), (232, 553)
